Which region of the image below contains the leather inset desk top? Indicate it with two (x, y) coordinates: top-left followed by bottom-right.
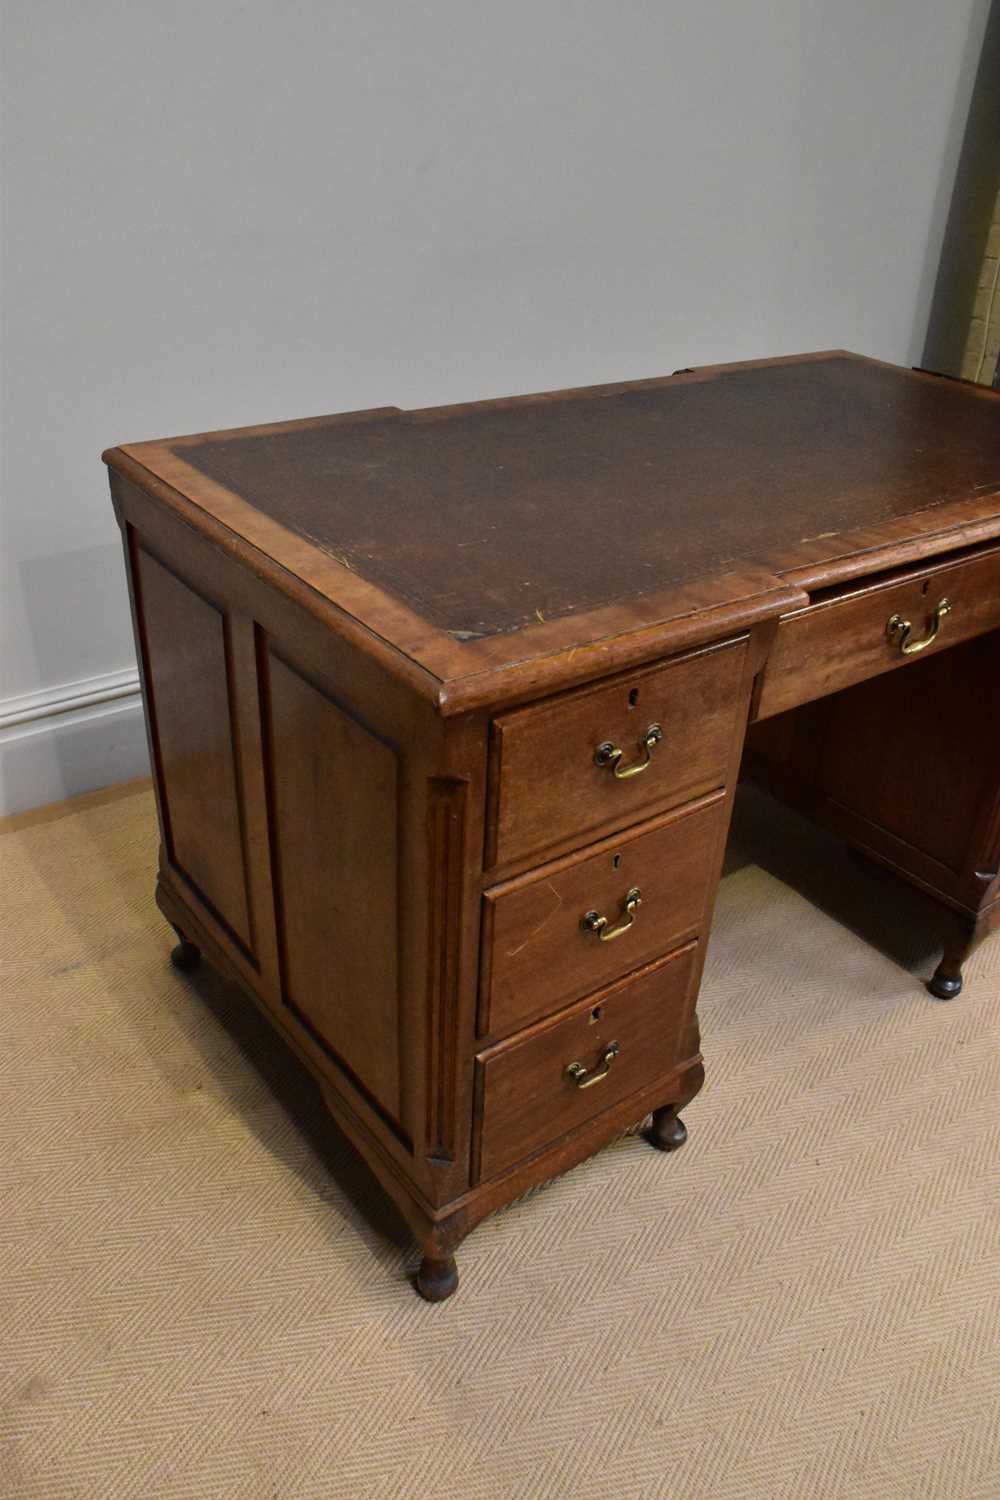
(169, 355), (1000, 639)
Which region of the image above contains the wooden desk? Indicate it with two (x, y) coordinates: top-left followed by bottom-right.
(103, 351), (1000, 1301)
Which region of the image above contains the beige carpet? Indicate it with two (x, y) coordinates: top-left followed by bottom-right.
(1, 781), (998, 1500)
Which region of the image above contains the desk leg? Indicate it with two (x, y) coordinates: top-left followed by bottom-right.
(169, 926), (202, 974)
(929, 909), (996, 1000)
(647, 1106), (688, 1152)
(645, 1058), (704, 1153)
(416, 1254), (460, 1303)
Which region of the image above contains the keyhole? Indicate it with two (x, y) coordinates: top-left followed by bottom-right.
(590, 1006), (603, 1024)
(628, 687), (640, 708)
(612, 853), (622, 869)
(921, 580), (930, 596)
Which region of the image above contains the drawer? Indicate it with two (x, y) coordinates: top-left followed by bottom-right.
(479, 794), (724, 1038)
(756, 543), (1000, 720)
(475, 943), (698, 1183)
(488, 637), (749, 869)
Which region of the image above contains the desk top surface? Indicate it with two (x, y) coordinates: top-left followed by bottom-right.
(108, 352), (1000, 710)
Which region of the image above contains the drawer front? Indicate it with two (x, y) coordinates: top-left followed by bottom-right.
(488, 638), (748, 869)
(756, 544), (1000, 720)
(480, 795), (724, 1038)
(475, 944), (698, 1183)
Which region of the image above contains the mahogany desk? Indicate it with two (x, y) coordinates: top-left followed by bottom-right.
(103, 351), (1000, 1301)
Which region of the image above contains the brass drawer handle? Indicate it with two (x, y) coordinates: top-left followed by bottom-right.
(594, 724), (663, 779)
(582, 887), (641, 942)
(565, 1041), (620, 1089)
(886, 598), (951, 655)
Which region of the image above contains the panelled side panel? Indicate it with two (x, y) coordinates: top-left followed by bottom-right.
(133, 543), (254, 954)
(745, 630), (1000, 913)
(114, 473), (491, 1217)
(260, 646), (403, 1126)
(814, 635), (1000, 877)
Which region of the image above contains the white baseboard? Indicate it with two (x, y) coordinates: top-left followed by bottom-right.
(0, 668), (150, 817)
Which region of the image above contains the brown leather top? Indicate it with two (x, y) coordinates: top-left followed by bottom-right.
(168, 355), (1000, 640)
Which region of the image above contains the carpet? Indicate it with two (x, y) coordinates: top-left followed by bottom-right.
(1, 780), (997, 1499)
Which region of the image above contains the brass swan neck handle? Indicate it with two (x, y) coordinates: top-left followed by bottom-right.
(565, 1042), (620, 1090)
(886, 598), (951, 655)
(594, 724), (663, 779)
(581, 888), (641, 943)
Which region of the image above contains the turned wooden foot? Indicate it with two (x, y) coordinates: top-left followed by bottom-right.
(926, 915), (982, 1001)
(170, 936), (202, 973)
(927, 958), (963, 1000)
(416, 1254), (459, 1302)
(646, 1105), (689, 1152)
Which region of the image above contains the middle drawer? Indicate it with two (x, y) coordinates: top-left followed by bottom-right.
(478, 792), (725, 1038)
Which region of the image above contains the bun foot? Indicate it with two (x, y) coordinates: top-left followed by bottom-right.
(927, 964), (963, 1001)
(416, 1254), (459, 1302)
(170, 938), (201, 973)
(927, 914), (987, 1001)
(647, 1106), (688, 1153)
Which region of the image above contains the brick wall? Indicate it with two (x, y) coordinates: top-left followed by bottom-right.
(961, 188), (1000, 385)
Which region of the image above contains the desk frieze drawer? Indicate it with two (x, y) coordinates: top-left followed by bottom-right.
(487, 637), (749, 871)
(473, 943), (698, 1184)
(479, 794), (724, 1039)
(756, 543), (1000, 720)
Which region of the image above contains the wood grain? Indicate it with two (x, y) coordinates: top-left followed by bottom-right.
(488, 637), (747, 871)
(133, 544), (253, 953)
(474, 944), (698, 1183)
(480, 795), (724, 1038)
(261, 648), (402, 1124)
(745, 627), (1000, 997)
(755, 540), (1000, 719)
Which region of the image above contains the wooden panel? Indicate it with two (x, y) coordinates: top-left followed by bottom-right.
(745, 630), (1000, 912)
(480, 795), (724, 1038)
(475, 944), (698, 1183)
(262, 649), (402, 1121)
(424, 778), (468, 1163)
(489, 637), (747, 870)
(756, 542), (1000, 720)
(134, 546), (252, 951)
(814, 632), (1000, 882)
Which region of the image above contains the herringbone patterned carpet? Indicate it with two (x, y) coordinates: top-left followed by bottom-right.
(1, 781), (997, 1500)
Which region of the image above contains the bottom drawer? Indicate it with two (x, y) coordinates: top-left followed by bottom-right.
(474, 942), (698, 1183)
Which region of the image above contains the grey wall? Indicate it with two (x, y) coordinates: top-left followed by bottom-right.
(923, 0), (1000, 378)
(0, 0), (992, 810)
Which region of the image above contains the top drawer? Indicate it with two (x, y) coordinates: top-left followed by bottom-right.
(755, 542), (1000, 721)
(487, 637), (749, 870)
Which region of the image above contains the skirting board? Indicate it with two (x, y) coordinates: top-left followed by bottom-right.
(0, 669), (149, 817)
